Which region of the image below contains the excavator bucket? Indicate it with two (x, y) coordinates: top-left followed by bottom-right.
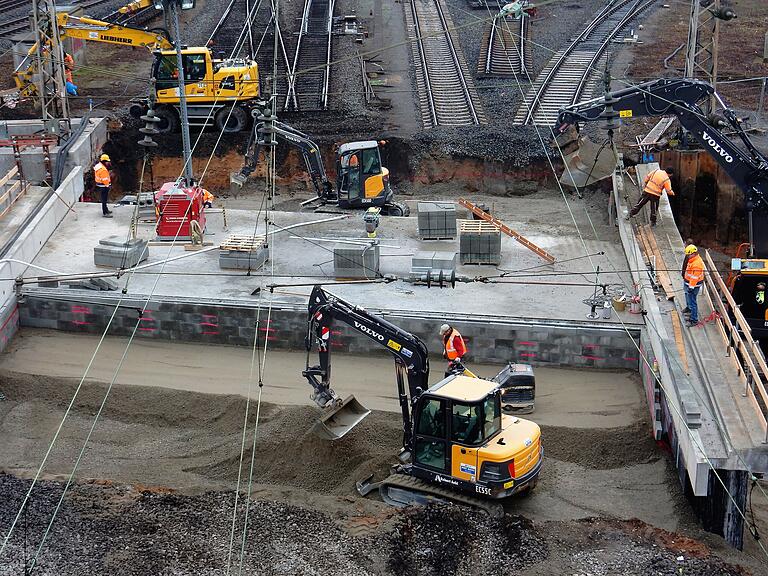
(559, 135), (618, 189)
(311, 395), (371, 440)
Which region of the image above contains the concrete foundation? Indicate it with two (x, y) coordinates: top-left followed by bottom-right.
(18, 289), (641, 369)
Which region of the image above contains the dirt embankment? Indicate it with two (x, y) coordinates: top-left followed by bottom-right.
(0, 370), (764, 574)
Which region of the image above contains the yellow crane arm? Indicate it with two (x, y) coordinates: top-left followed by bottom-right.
(118, 0), (157, 14)
(56, 13), (173, 50)
(12, 13), (172, 97)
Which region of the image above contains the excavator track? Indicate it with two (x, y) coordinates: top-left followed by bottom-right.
(371, 473), (505, 518)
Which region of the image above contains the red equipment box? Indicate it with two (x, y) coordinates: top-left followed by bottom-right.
(154, 182), (206, 241)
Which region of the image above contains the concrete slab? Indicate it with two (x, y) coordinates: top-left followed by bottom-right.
(27, 202), (643, 326)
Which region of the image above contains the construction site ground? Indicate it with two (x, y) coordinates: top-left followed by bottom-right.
(0, 330), (766, 575)
(3, 0), (768, 573)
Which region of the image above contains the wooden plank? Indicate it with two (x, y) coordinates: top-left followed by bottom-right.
(457, 198), (555, 263)
(643, 226), (675, 300)
(0, 166), (19, 188)
(669, 311), (689, 372)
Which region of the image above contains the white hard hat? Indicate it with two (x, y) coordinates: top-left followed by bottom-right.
(439, 324), (451, 335)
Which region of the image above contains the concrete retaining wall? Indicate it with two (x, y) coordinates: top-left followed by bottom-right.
(0, 118), (108, 184)
(19, 290), (641, 370)
(0, 167), (84, 352)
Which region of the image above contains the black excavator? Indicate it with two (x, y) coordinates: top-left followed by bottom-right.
(301, 285), (540, 512)
(231, 116), (410, 216)
(554, 77), (768, 340)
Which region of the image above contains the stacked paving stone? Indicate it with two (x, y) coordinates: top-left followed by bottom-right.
(93, 236), (149, 268)
(333, 243), (380, 279)
(410, 251), (457, 280)
(459, 220), (501, 264)
(219, 246), (269, 270)
(417, 201), (457, 239)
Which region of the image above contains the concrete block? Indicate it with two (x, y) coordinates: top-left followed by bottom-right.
(99, 235), (146, 248)
(94, 240), (149, 269)
(218, 247), (269, 270)
(418, 201), (457, 239)
(334, 244), (380, 279)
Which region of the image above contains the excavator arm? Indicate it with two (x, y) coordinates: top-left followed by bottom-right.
(235, 119), (334, 201)
(13, 13), (172, 97)
(54, 13), (173, 49)
(304, 285), (430, 447)
(554, 77), (768, 252)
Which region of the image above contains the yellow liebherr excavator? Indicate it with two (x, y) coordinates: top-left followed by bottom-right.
(12, 12), (261, 132)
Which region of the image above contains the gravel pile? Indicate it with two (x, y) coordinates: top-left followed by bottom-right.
(0, 475), (755, 575)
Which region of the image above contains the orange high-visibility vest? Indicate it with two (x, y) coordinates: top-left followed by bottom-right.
(203, 189), (213, 203)
(93, 162), (111, 187)
(643, 169), (674, 197)
(684, 253), (705, 287)
(444, 329), (466, 360)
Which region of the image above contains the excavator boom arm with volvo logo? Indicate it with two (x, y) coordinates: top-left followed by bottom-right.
(554, 78), (768, 253)
(301, 286), (542, 513)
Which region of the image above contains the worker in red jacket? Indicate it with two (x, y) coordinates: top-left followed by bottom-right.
(440, 324), (467, 375)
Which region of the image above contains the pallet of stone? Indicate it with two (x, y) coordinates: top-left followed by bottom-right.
(219, 245), (269, 270)
(219, 234), (266, 252)
(93, 236), (149, 269)
(459, 220), (501, 265)
(417, 201), (457, 239)
(334, 243), (380, 279)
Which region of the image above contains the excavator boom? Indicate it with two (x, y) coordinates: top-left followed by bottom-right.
(555, 77), (768, 254)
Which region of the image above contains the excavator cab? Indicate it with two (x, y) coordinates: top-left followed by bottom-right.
(407, 375), (542, 500)
(150, 49), (259, 132)
(729, 259), (768, 342)
(336, 141), (394, 210)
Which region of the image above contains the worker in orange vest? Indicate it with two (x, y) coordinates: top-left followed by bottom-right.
(202, 188), (214, 208)
(626, 167), (675, 226)
(683, 244), (705, 327)
(93, 154), (113, 218)
(440, 324), (467, 375)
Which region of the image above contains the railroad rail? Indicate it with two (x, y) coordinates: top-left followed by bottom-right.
(0, 0), (123, 39)
(285, 0), (335, 111)
(208, 0), (291, 101)
(405, 0), (485, 128)
(478, 12), (530, 76)
(513, 0), (656, 126)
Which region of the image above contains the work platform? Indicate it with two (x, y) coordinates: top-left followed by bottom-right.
(17, 201), (643, 370)
(617, 163), (768, 550)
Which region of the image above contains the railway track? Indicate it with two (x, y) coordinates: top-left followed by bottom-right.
(405, 0), (485, 128)
(513, 0), (656, 126)
(478, 12), (530, 76)
(209, 0), (290, 102)
(285, 0), (334, 111)
(0, 0), (119, 38)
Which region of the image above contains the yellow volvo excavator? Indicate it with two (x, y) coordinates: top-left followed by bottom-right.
(303, 286), (541, 512)
(12, 12), (261, 132)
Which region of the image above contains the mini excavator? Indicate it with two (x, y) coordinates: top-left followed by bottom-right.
(301, 286), (541, 511)
(232, 118), (410, 215)
(554, 77), (768, 340)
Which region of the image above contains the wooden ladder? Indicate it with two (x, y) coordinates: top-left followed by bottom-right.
(458, 198), (555, 264)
